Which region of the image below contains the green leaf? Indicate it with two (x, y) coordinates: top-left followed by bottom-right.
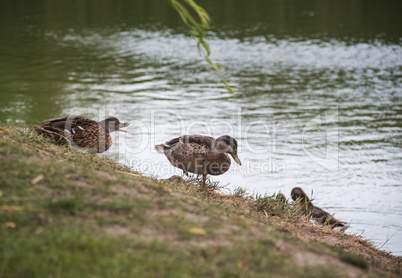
(168, 0), (235, 93)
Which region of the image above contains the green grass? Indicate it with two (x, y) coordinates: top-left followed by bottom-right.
(0, 124), (399, 277)
(336, 247), (369, 270)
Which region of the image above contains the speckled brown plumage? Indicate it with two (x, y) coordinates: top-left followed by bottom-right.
(33, 115), (129, 153)
(291, 187), (348, 231)
(155, 135), (241, 185)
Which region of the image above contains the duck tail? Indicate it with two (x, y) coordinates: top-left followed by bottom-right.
(154, 144), (166, 154)
(32, 124), (71, 146)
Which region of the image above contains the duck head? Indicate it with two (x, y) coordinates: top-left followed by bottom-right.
(291, 187), (311, 205)
(101, 117), (130, 133)
(215, 135), (242, 165)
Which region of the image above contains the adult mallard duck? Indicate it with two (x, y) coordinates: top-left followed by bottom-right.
(155, 135), (242, 186)
(33, 115), (129, 153)
(291, 187), (348, 231)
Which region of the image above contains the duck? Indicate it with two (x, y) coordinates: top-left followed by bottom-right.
(155, 135), (241, 186)
(33, 115), (129, 153)
(291, 187), (348, 231)
(276, 193), (288, 204)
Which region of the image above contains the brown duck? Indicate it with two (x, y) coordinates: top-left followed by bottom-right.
(155, 135), (242, 185)
(33, 115), (129, 153)
(291, 187), (348, 231)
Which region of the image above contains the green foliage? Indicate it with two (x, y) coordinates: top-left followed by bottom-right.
(167, 0), (235, 93)
(255, 193), (297, 218)
(337, 248), (369, 270)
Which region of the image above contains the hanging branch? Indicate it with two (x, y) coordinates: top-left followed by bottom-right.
(167, 0), (235, 93)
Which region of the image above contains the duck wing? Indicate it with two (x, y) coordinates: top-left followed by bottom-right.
(180, 135), (214, 148)
(310, 206), (348, 230)
(33, 124), (72, 146)
(34, 115), (102, 148)
(155, 135), (213, 153)
(41, 116), (97, 131)
(155, 135), (214, 176)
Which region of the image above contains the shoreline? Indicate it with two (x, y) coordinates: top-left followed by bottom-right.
(1, 124), (400, 277)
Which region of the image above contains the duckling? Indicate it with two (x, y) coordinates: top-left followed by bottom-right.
(291, 187), (348, 231)
(33, 115), (129, 153)
(276, 193), (288, 204)
(155, 135), (241, 186)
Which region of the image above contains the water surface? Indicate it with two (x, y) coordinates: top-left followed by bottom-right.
(0, 0), (401, 255)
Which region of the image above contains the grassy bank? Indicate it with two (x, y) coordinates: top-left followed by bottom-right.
(0, 124), (400, 277)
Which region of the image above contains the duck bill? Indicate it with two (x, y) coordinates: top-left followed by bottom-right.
(230, 152), (242, 165)
(117, 122), (130, 132)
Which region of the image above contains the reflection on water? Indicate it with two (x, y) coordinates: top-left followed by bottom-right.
(0, 0), (401, 255)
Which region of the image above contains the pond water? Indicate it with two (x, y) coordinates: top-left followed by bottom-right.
(1, 0), (401, 255)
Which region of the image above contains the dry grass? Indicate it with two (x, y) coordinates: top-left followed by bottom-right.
(163, 175), (401, 274)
